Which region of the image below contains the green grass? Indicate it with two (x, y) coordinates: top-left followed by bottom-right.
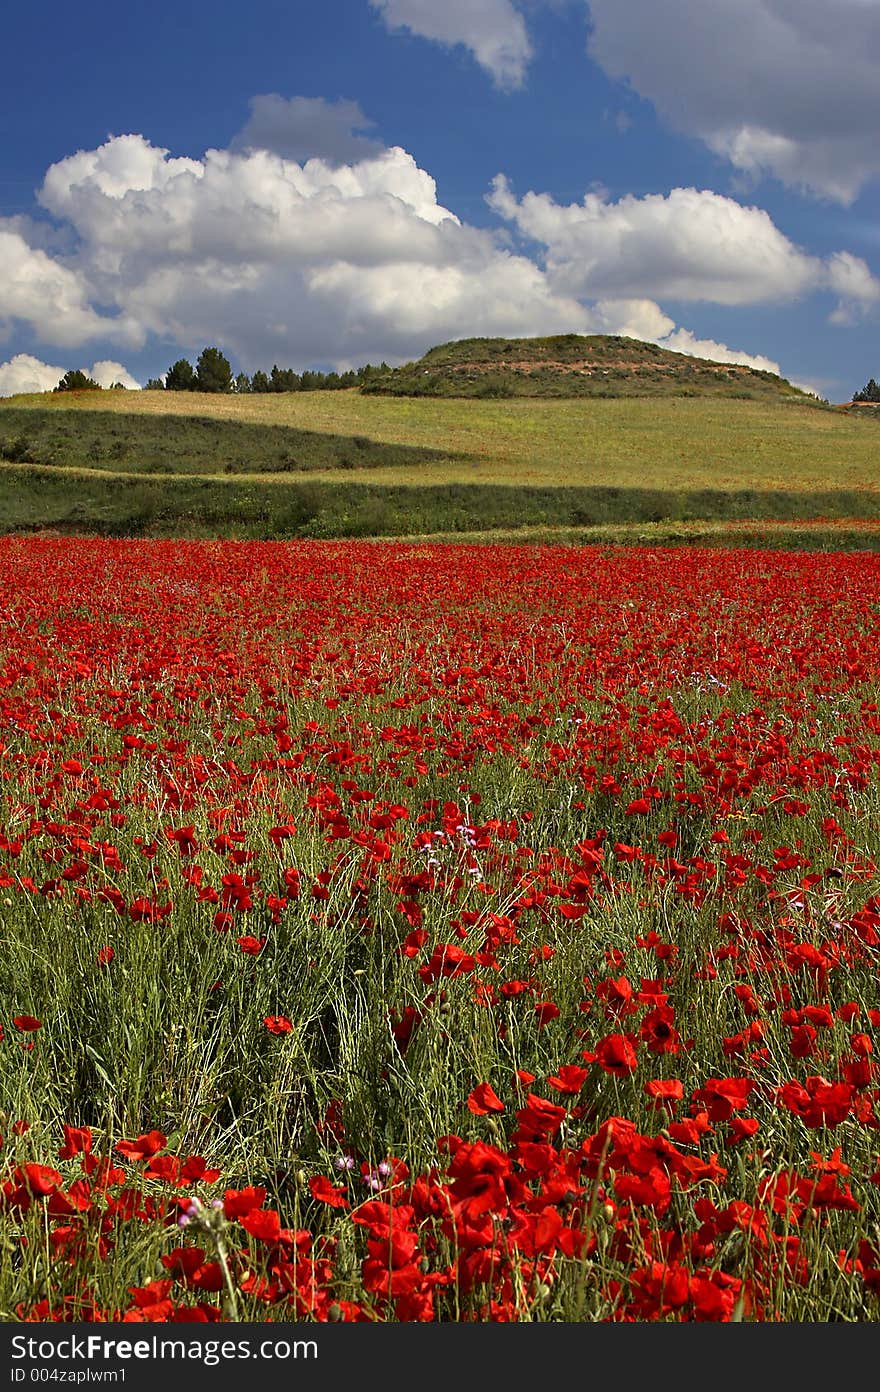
(2, 386), (878, 541)
(0, 405), (466, 476)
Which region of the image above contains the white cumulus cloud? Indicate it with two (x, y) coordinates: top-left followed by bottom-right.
(0, 224), (141, 349)
(371, 0), (533, 88)
(89, 360), (142, 389)
(592, 298), (674, 341)
(0, 354), (140, 397)
(826, 251), (880, 325)
(585, 0), (880, 202)
(0, 353), (67, 397)
(658, 330), (780, 377)
(488, 176), (880, 318)
(32, 134), (590, 369)
(586, 300), (782, 375)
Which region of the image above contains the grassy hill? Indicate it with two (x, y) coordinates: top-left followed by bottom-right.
(360, 333), (811, 401)
(1, 355), (878, 546)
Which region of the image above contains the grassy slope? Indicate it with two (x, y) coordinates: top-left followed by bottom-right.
(359, 332), (809, 401)
(1, 387), (879, 543)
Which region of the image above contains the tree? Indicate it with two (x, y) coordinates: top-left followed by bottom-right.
(54, 369), (101, 392)
(196, 346), (233, 393)
(165, 358), (196, 392)
(853, 378), (880, 403)
(251, 370), (271, 393)
(233, 372), (252, 393)
(144, 377), (166, 391)
(270, 364), (300, 392)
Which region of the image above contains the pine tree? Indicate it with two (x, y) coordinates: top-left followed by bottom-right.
(165, 359), (196, 391)
(195, 347), (233, 393)
(54, 369), (101, 392)
(852, 378), (880, 403)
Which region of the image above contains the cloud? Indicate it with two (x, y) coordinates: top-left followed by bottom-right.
(586, 300), (782, 375)
(592, 298), (674, 341)
(585, 0), (880, 203)
(33, 134), (590, 369)
(488, 176), (880, 317)
(0, 353), (66, 396)
(7, 121), (875, 383)
(230, 95), (383, 165)
(39, 136), (458, 258)
(826, 252), (880, 325)
(489, 177), (819, 304)
(0, 223), (141, 349)
(371, 0), (533, 89)
(657, 330), (780, 377)
(304, 255), (593, 366)
(0, 353), (140, 397)
(89, 360), (142, 389)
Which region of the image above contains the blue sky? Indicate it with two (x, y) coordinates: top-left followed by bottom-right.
(1, 0), (878, 399)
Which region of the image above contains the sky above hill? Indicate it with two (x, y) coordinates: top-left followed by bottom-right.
(1, 0), (879, 399)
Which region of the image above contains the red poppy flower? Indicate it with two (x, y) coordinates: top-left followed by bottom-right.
(645, 1078), (684, 1111)
(777, 1077), (853, 1129)
(514, 1093), (567, 1141)
(58, 1125), (93, 1159)
(12, 1015), (41, 1032)
(237, 935), (264, 955)
(593, 1033), (639, 1077)
(692, 1077), (755, 1122)
(546, 1064), (589, 1095)
(639, 1006), (681, 1054)
(467, 1083), (505, 1115)
(727, 1117), (760, 1144)
(239, 1207), (282, 1242)
(115, 1130), (167, 1162)
(264, 1015), (293, 1034)
(222, 1186), (267, 1220)
(309, 1176), (350, 1208)
(534, 1000), (560, 1028)
(20, 1164), (62, 1196)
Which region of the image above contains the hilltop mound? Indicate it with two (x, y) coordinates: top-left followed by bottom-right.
(360, 334), (809, 402)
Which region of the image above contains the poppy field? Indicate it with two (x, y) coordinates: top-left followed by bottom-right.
(1, 535), (880, 1323)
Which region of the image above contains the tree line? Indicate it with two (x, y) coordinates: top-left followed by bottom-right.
(143, 346), (390, 394)
(53, 346), (390, 395)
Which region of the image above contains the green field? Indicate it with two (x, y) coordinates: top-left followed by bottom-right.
(1, 385), (879, 544)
